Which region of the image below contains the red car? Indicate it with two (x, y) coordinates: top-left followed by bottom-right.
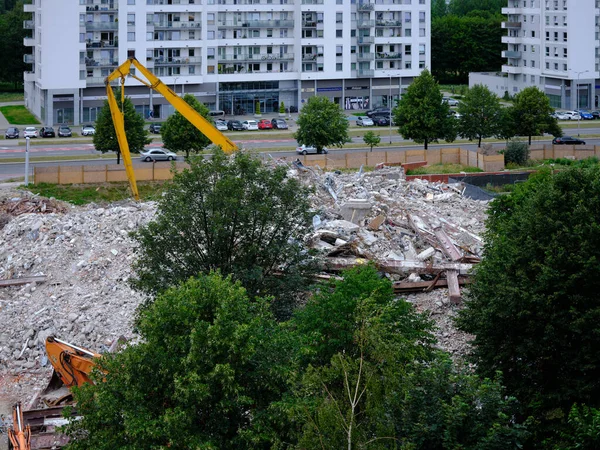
(257, 119), (273, 130)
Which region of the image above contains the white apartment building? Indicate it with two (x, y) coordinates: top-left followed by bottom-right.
(473, 0), (598, 109)
(23, 0), (430, 126)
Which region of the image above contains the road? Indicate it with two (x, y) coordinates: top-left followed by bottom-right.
(1, 133), (600, 181)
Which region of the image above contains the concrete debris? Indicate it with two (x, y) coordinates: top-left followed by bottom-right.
(0, 164), (490, 409)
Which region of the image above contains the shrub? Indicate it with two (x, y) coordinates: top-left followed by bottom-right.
(502, 139), (529, 166)
(279, 101), (285, 114)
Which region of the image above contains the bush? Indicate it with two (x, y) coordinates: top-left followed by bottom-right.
(502, 140), (529, 165)
(279, 101), (285, 114)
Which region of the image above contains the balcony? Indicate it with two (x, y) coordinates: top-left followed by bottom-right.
(23, 37), (35, 47)
(23, 20), (34, 29)
(219, 53), (293, 62)
(502, 7), (524, 14)
(358, 3), (374, 11)
(302, 21), (317, 28)
(358, 68), (374, 77)
(24, 71), (35, 82)
(23, 2), (35, 12)
(375, 20), (402, 27)
(85, 4), (117, 12)
(358, 36), (374, 44)
(358, 20), (374, 28)
(502, 50), (522, 58)
(215, 0), (295, 3)
(86, 21), (118, 30)
(217, 20), (294, 28)
(501, 35), (521, 44)
(87, 39), (118, 48)
(151, 21), (202, 29)
(154, 57), (202, 65)
(23, 54), (34, 64)
(86, 58), (119, 67)
(502, 21), (522, 29)
(302, 53), (318, 61)
(502, 64), (522, 74)
(357, 52), (374, 61)
(86, 77), (108, 86)
(376, 52), (402, 60)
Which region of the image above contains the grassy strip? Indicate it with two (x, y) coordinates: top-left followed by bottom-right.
(0, 105), (39, 125)
(24, 181), (168, 205)
(406, 163), (483, 175)
(0, 92), (25, 102)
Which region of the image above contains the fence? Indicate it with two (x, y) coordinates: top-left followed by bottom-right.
(528, 144), (600, 161)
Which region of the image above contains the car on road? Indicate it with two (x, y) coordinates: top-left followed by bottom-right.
(296, 144), (328, 155)
(242, 120), (259, 131)
(591, 110), (600, 120)
(227, 120), (244, 131)
(577, 110), (594, 120)
(4, 127), (19, 139)
(443, 97), (459, 106)
(214, 120), (228, 131)
(552, 136), (586, 145)
(371, 116), (391, 126)
(23, 126), (39, 138)
(140, 148), (178, 161)
(553, 111), (569, 120)
(81, 125), (95, 136)
(258, 119), (273, 130)
(366, 107), (390, 118)
(149, 123), (162, 134)
(356, 116), (374, 126)
(40, 126), (56, 138)
(271, 118), (288, 129)
(57, 126), (72, 137)
(563, 111), (581, 120)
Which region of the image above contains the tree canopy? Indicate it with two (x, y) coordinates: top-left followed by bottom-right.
(294, 96), (349, 154)
(93, 91), (150, 164)
(0, 1), (27, 87)
(161, 93), (214, 159)
(394, 69), (456, 149)
(130, 149), (318, 318)
(457, 167), (600, 446)
(510, 86), (562, 144)
(458, 84), (503, 147)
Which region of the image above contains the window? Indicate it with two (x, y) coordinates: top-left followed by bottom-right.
(419, 44), (425, 54)
(405, 45), (411, 55)
(127, 0), (135, 4)
(545, 46), (549, 56)
(531, 60), (535, 67)
(420, 27), (425, 36)
(531, 30), (535, 37)
(128, 32), (135, 41)
(336, 29), (342, 37)
(127, 14), (135, 26)
(563, 48), (567, 57)
(336, 12), (343, 23)
(336, 63), (342, 71)
(208, 30), (215, 39)
(405, 61), (411, 69)
(207, 48), (215, 59)
(531, 75), (535, 83)
(405, 28), (411, 36)
(336, 45), (342, 56)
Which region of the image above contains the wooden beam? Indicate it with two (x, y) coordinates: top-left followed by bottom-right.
(446, 269), (462, 304)
(0, 276), (46, 287)
(434, 226), (462, 261)
(393, 275), (471, 293)
(324, 257), (474, 275)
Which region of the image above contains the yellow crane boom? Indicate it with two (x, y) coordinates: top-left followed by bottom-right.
(105, 57), (238, 200)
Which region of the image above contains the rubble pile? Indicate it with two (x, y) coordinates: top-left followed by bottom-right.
(0, 165), (489, 404)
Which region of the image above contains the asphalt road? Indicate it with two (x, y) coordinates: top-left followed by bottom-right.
(2, 133), (600, 181)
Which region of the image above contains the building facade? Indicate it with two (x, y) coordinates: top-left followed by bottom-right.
(498, 0), (599, 109)
(23, 0), (431, 126)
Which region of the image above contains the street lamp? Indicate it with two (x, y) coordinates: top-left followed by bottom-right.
(388, 74), (393, 144)
(173, 77), (179, 95)
(573, 69), (589, 137)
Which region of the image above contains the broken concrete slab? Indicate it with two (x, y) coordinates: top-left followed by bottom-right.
(340, 199), (372, 224)
(321, 219), (360, 234)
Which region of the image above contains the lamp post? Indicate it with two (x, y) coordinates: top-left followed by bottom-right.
(174, 76), (179, 95)
(388, 74), (393, 144)
(573, 69), (589, 137)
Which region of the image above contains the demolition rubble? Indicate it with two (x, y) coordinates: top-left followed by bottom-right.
(0, 164), (488, 406)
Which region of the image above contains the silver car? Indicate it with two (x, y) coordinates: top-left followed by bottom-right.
(140, 148), (178, 162)
(23, 126), (39, 138)
(81, 125), (96, 136)
(296, 145), (328, 155)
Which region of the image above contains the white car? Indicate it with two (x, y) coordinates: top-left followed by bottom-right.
(23, 127), (39, 138)
(242, 120), (258, 131)
(564, 111), (581, 121)
(81, 125), (96, 136)
(554, 111), (569, 120)
(443, 97), (459, 106)
(296, 145), (328, 155)
(356, 116), (374, 126)
(140, 148), (178, 162)
(214, 120), (228, 131)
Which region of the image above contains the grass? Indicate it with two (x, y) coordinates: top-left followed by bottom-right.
(0, 105), (39, 124)
(24, 181), (168, 205)
(406, 163), (483, 175)
(0, 92), (24, 102)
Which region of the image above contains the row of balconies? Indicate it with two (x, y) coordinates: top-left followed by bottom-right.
(150, 21), (202, 29)
(217, 20), (294, 28)
(87, 39), (118, 48)
(84, 4), (117, 12)
(218, 64), (295, 75)
(214, 0), (295, 3)
(217, 53), (293, 62)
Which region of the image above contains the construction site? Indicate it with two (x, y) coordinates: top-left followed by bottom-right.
(0, 157), (491, 448)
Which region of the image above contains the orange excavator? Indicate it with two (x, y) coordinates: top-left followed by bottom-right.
(7, 403), (30, 450)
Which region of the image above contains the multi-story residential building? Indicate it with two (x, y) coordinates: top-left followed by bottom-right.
(471, 0), (598, 110)
(23, 0), (430, 126)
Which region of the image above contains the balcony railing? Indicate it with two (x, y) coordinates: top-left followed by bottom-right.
(87, 40), (118, 48)
(23, 37), (35, 47)
(24, 54), (34, 64)
(85, 58), (119, 67)
(358, 20), (375, 28)
(376, 52), (402, 60)
(154, 57), (202, 65)
(357, 52), (374, 61)
(218, 53), (293, 62)
(85, 21), (118, 30)
(150, 21), (202, 29)
(85, 4), (117, 12)
(302, 54), (318, 61)
(358, 3), (374, 11)
(218, 66), (296, 74)
(358, 36), (374, 44)
(358, 68), (374, 77)
(213, 0), (294, 3)
(217, 20), (294, 28)
(501, 21), (522, 28)
(502, 50), (522, 58)
(23, 20), (34, 29)
(375, 20), (402, 27)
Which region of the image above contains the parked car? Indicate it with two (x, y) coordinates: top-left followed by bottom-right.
(577, 110), (594, 120)
(140, 148), (178, 161)
(356, 116), (374, 126)
(214, 120), (228, 131)
(149, 123), (162, 134)
(271, 118), (288, 129)
(23, 126), (39, 138)
(366, 107), (390, 118)
(81, 125), (95, 136)
(563, 111), (581, 120)
(448, 110), (463, 120)
(257, 119), (273, 130)
(591, 110), (600, 120)
(4, 127), (19, 139)
(372, 116), (393, 126)
(296, 145), (328, 155)
(57, 126), (72, 137)
(443, 97), (459, 106)
(553, 111), (569, 120)
(242, 120), (259, 131)
(227, 120), (244, 131)
(552, 136), (586, 145)
(40, 126), (55, 138)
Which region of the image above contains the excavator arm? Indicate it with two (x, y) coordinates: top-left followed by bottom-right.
(105, 57), (238, 201)
(8, 402), (31, 450)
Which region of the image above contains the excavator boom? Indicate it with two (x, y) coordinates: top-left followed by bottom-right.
(105, 57), (238, 201)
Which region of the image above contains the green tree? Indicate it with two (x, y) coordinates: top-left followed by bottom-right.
(279, 101), (286, 114)
(456, 167), (600, 446)
(394, 69), (457, 149)
(0, 1), (27, 88)
(502, 139), (529, 166)
(363, 130), (381, 152)
(161, 93), (213, 160)
(64, 273), (298, 449)
(93, 91), (150, 164)
(447, 0), (505, 16)
(294, 96), (349, 154)
(431, 0), (447, 18)
(458, 84), (503, 147)
(512, 86), (561, 144)
(130, 149), (318, 318)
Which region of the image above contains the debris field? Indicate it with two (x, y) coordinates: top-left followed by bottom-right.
(0, 164), (489, 409)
